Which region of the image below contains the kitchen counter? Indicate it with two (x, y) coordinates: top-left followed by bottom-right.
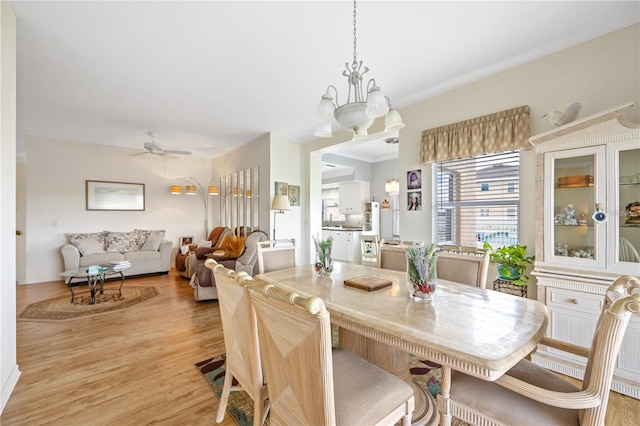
(322, 226), (363, 231)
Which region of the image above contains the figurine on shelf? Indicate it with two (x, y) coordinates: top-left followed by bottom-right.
(564, 204), (577, 225)
(579, 212), (587, 225)
(625, 201), (640, 224)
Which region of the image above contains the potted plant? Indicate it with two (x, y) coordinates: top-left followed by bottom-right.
(483, 243), (535, 286)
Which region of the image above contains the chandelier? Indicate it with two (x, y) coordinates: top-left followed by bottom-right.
(314, 0), (404, 140)
(384, 137), (400, 194)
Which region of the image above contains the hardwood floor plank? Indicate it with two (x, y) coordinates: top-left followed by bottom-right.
(2, 270), (637, 425)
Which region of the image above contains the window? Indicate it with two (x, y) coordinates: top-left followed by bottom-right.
(434, 151), (520, 248)
(322, 186), (345, 223)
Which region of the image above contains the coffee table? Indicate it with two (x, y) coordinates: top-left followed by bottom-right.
(60, 265), (131, 304)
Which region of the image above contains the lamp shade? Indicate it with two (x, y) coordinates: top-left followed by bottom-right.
(385, 179), (399, 195)
(185, 185), (196, 195)
(246, 190), (252, 198)
(384, 108), (405, 132)
(208, 185), (219, 195)
(170, 185), (182, 195)
(314, 91), (335, 123)
(271, 195), (291, 211)
(365, 84), (389, 118)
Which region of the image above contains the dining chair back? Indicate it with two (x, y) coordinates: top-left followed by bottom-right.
(360, 234), (380, 267)
(439, 275), (640, 426)
(436, 244), (490, 288)
(256, 238), (296, 274)
(248, 278), (415, 426)
(207, 259), (269, 426)
(379, 240), (412, 272)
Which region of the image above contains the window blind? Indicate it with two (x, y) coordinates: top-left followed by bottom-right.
(434, 151), (520, 248)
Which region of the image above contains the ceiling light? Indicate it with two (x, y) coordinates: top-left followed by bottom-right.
(314, 0), (404, 139)
(385, 179), (399, 195)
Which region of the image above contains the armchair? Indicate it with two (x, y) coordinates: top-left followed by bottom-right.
(175, 226), (231, 279)
(190, 230), (268, 301)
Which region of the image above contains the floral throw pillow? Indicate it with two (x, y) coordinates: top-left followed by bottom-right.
(105, 231), (140, 253)
(134, 229), (165, 249)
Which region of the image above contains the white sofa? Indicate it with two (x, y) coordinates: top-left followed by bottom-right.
(61, 229), (172, 281)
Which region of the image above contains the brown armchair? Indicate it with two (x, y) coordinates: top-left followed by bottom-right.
(175, 226), (231, 279)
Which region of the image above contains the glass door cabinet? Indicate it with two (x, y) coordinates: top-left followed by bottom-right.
(530, 102), (640, 399)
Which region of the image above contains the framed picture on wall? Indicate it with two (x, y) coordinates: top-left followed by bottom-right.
(86, 180), (145, 211)
(275, 181), (288, 196)
(288, 185), (300, 206)
(407, 191), (422, 211)
(407, 170), (422, 190)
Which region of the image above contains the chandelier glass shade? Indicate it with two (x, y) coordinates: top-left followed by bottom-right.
(314, 0), (404, 139)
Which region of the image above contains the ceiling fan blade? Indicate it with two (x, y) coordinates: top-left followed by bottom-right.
(163, 149), (192, 156)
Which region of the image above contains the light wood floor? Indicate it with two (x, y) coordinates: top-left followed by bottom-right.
(2, 270), (639, 425)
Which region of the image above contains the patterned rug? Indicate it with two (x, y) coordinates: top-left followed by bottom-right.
(17, 286), (158, 321)
(195, 353), (468, 426)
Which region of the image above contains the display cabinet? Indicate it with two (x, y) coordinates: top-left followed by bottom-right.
(362, 201), (380, 235)
(529, 102), (640, 398)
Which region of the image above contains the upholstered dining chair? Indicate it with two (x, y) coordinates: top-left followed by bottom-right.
(438, 275), (640, 426)
(206, 259), (269, 426)
(379, 240), (412, 271)
(436, 244), (490, 288)
(247, 278), (415, 426)
(256, 239), (296, 274)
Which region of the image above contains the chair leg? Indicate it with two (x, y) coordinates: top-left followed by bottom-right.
(216, 372), (234, 423)
(253, 397), (263, 426)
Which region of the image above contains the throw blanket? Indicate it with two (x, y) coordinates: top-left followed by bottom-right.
(196, 259), (236, 287)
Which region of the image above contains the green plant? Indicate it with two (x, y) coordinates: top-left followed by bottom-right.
(483, 242), (535, 286)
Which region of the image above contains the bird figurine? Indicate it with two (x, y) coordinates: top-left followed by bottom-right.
(541, 102), (582, 126)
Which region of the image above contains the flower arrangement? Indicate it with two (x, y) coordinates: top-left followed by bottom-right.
(313, 235), (333, 276)
(405, 242), (439, 299)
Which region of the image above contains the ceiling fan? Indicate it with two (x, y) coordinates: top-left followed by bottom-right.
(140, 132), (192, 156)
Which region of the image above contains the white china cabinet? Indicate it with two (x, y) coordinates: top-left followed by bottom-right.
(529, 102), (640, 399)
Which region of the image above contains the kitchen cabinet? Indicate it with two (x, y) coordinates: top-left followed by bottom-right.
(339, 181), (370, 214)
(529, 102), (640, 399)
(322, 229), (361, 264)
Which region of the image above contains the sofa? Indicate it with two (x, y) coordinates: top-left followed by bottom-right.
(61, 229), (172, 281)
(175, 226), (232, 279)
(190, 229), (268, 301)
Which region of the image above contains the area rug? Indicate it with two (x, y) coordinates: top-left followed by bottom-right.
(195, 353), (469, 426)
(17, 286), (159, 321)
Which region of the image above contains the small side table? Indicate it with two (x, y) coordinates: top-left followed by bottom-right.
(493, 278), (527, 298)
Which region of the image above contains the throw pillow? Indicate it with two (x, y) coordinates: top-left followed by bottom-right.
(141, 233), (164, 251)
(220, 235), (246, 258)
(105, 231), (140, 253)
(134, 229), (166, 249)
(197, 240), (212, 248)
(180, 245), (190, 255)
(67, 232), (106, 246)
(72, 237), (106, 256)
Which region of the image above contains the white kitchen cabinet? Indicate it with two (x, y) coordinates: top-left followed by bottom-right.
(322, 229), (361, 263)
(339, 181), (370, 214)
(529, 102), (640, 399)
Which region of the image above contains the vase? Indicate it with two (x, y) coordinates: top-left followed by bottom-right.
(497, 264), (521, 281)
(314, 238), (333, 277)
(406, 252), (438, 303)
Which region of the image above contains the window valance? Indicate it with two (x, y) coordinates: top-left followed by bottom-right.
(420, 105), (530, 164)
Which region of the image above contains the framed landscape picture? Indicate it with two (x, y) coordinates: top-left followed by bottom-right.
(288, 185), (300, 206)
(275, 181), (288, 196)
(86, 180), (145, 211)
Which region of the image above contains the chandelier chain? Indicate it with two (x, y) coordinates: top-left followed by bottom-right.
(352, 0), (358, 69)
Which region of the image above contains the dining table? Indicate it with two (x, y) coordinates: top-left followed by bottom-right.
(255, 262), (548, 426)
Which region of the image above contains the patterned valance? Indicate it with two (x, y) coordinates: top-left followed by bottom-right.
(420, 105), (530, 164)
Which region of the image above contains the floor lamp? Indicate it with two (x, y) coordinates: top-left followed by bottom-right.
(271, 195), (291, 239)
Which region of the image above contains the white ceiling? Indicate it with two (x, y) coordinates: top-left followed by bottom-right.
(11, 1), (640, 162)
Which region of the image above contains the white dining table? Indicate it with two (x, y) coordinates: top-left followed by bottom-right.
(255, 262), (548, 425)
